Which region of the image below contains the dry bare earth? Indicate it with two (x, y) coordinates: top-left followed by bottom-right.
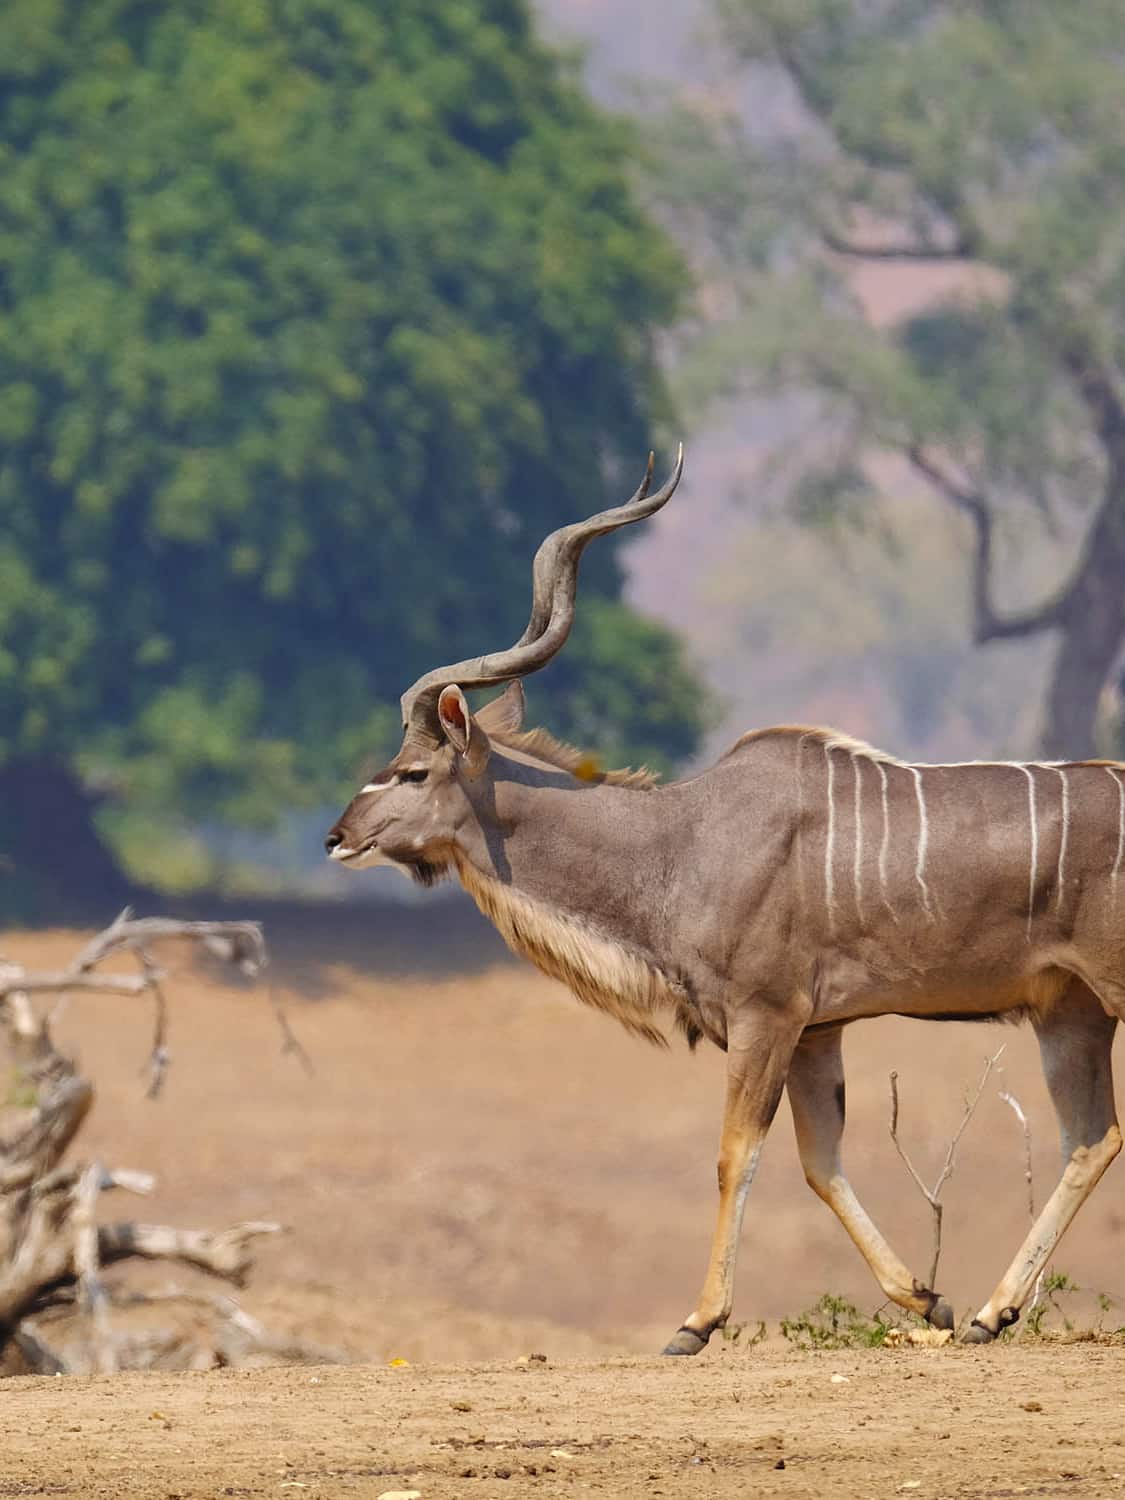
(6, 1350), (1125, 1500)
(4, 1346), (1125, 1499)
(2, 899), (1124, 1496)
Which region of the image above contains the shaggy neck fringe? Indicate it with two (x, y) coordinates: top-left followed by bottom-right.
(453, 850), (679, 1046)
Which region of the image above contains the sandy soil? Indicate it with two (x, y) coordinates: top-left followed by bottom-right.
(3, 1344), (1125, 1498)
(2, 897), (1124, 1494)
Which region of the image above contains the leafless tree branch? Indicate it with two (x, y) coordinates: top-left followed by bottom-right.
(824, 229), (974, 261)
(889, 1046), (1005, 1291)
(908, 445), (1067, 643)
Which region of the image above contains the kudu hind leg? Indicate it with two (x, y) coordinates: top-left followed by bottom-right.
(663, 1011), (803, 1356)
(787, 1028), (954, 1329)
(966, 988), (1121, 1342)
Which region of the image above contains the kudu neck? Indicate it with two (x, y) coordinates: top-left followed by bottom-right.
(455, 763), (668, 935)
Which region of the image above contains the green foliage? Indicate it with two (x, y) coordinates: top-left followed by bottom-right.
(0, 0), (706, 884)
(780, 1293), (894, 1350)
(1023, 1272), (1081, 1338)
(1020, 1271), (1121, 1340)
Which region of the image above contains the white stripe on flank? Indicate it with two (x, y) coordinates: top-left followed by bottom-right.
(825, 746), (837, 933)
(1107, 767), (1125, 885)
(1018, 764), (1038, 940)
(907, 767), (934, 919)
(852, 755), (863, 917)
(876, 762), (897, 921)
(1054, 767), (1070, 912)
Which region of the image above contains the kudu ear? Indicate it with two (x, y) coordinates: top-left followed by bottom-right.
(437, 685), (491, 779)
(474, 680), (525, 737)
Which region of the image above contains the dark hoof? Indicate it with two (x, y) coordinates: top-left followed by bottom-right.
(661, 1325), (710, 1357)
(961, 1319), (996, 1344)
(927, 1296), (955, 1332)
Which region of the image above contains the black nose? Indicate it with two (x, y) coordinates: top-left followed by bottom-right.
(325, 831), (343, 854)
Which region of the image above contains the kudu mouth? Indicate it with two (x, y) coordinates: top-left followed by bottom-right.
(327, 840), (375, 865)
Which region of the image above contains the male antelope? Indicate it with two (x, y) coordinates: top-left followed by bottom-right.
(327, 450), (1122, 1353)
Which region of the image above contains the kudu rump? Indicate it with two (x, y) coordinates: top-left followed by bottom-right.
(327, 451), (1122, 1353)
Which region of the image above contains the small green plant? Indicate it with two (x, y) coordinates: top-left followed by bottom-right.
(1024, 1271), (1082, 1336)
(780, 1294), (896, 1350)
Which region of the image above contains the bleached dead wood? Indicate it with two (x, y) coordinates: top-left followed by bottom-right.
(0, 913), (327, 1376)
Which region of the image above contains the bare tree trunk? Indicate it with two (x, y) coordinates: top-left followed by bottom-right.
(1040, 495), (1125, 761)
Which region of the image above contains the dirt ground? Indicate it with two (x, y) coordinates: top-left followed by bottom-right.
(4, 1342), (1125, 1499)
(2, 896), (1125, 1495)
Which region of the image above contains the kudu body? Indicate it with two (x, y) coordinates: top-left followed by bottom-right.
(327, 452), (1122, 1352)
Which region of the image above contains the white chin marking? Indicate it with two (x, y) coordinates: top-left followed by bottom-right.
(335, 846), (413, 879)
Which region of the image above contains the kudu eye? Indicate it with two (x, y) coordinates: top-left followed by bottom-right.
(398, 767), (429, 784)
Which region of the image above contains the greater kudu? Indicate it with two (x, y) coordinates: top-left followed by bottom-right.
(327, 450), (1122, 1352)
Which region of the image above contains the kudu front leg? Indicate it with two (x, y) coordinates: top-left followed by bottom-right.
(787, 1027), (954, 1329)
(663, 1011), (803, 1356)
(966, 991), (1121, 1342)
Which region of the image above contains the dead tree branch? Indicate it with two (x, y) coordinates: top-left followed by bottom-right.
(0, 913), (314, 1376)
(889, 1045), (1005, 1291)
(823, 229), (975, 261)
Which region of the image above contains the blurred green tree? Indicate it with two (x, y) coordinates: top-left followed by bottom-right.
(658, 0), (1125, 758)
(0, 0), (705, 905)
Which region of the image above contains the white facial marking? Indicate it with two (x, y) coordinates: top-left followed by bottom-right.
(824, 746), (837, 933)
(1054, 767), (1070, 911)
(360, 781), (392, 795)
(1107, 767), (1125, 887)
(333, 844), (413, 879)
(908, 767), (934, 920)
(1018, 764), (1038, 940)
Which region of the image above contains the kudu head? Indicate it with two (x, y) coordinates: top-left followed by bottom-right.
(324, 447), (684, 884)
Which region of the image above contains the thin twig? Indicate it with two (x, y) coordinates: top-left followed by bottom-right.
(999, 1089), (1035, 1221)
(889, 1045), (1006, 1290)
(267, 985), (315, 1077)
(1000, 1086), (1043, 1329)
